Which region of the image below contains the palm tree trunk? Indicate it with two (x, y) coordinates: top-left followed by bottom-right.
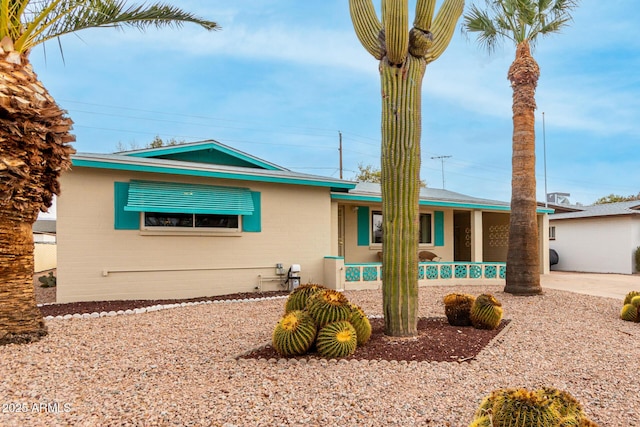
(0, 211), (47, 344)
(1, 45), (75, 345)
(504, 40), (542, 295)
(381, 55), (426, 336)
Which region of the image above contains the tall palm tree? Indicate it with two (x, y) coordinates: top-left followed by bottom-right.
(0, 1), (217, 345)
(349, 0), (463, 336)
(463, 0), (579, 295)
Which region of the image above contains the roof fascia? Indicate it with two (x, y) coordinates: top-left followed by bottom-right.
(72, 157), (355, 190)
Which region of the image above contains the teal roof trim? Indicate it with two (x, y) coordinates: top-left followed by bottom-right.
(122, 141), (285, 171)
(124, 180), (254, 215)
(72, 157), (355, 190)
(331, 193), (552, 213)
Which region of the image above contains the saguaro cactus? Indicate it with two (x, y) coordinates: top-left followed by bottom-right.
(349, 0), (463, 336)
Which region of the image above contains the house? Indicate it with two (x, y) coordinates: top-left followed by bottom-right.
(56, 140), (552, 302)
(549, 201), (640, 274)
(33, 219), (57, 272)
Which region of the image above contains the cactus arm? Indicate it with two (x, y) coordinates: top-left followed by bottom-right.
(424, 0), (464, 63)
(413, 0), (436, 30)
(382, 0), (408, 65)
(348, 0), (385, 60)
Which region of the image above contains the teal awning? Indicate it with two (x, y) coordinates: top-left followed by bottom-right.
(124, 180), (254, 215)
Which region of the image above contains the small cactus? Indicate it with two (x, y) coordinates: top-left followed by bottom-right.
(443, 293), (476, 326)
(470, 293), (503, 330)
(630, 295), (640, 308)
(623, 290), (640, 305)
(348, 303), (372, 346)
(307, 289), (351, 328)
(272, 310), (317, 357)
(620, 304), (639, 322)
(284, 283), (327, 313)
(316, 321), (358, 358)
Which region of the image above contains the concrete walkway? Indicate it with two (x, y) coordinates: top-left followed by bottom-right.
(541, 271), (640, 300)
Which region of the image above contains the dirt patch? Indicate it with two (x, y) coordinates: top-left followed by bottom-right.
(240, 317), (510, 363)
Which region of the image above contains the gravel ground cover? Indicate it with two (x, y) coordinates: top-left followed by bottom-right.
(1, 285), (638, 426)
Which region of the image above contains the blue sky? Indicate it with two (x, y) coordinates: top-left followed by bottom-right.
(31, 0), (639, 210)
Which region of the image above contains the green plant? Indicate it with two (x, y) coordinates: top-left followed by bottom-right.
(443, 293), (476, 326)
(470, 387), (597, 427)
(272, 310), (317, 357)
(284, 284), (327, 313)
(623, 291), (640, 305)
(631, 296), (640, 308)
(635, 246), (640, 272)
(348, 303), (372, 346)
(316, 321), (358, 358)
(307, 289), (351, 328)
(38, 272), (56, 288)
(620, 304), (639, 322)
(470, 293), (503, 330)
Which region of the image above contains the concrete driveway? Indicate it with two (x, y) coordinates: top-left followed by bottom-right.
(541, 271), (640, 300)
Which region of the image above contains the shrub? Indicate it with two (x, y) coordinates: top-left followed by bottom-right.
(635, 246), (640, 272)
(38, 271), (56, 288)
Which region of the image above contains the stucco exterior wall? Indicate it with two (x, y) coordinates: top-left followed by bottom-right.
(550, 216), (638, 274)
(57, 168), (333, 302)
(34, 243), (57, 272)
(341, 204), (454, 263)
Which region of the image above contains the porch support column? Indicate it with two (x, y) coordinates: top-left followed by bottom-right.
(471, 210), (483, 262)
(539, 213), (550, 274)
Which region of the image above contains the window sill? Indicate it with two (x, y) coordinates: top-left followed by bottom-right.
(139, 230), (242, 237)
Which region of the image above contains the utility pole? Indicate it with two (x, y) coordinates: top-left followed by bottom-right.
(542, 112), (548, 208)
(339, 131), (343, 179)
(431, 155), (452, 189)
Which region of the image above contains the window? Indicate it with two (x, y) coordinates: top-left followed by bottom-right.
(371, 211), (433, 244)
(144, 212), (239, 230)
(549, 226), (556, 240)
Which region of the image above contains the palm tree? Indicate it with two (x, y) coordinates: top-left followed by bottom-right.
(349, 0), (463, 336)
(0, 1), (217, 345)
(463, 0), (579, 295)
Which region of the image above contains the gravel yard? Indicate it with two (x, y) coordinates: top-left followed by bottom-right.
(1, 285), (638, 426)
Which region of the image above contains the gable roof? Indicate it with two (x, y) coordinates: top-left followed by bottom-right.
(72, 152), (355, 191)
(550, 201), (640, 220)
(332, 182), (554, 213)
(118, 140), (287, 171)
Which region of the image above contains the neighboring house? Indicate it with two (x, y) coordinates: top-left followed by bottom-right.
(33, 219), (57, 272)
(56, 140), (552, 302)
(549, 201), (640, 274)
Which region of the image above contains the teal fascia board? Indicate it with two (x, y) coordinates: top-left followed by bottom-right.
(124, 180), (254, 215)
(72, 159), (355, 191)
(331, 193), (550, 214)
(125, 142), (283, 171)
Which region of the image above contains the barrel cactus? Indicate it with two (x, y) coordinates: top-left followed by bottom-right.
(272, 310), (317, 357)
(284, 283), (327, 313)
(348, 303), (372, 346)
(620, 303), (639, 322)
(623, 290), (640, 305)
(316, 321), (358, 358)
(307, 289), (351, 328)
(631, 295), (640, 307)
(470, 387), (598, 427)
(470, 293), (503, 330)
(443, 293), (476, 326)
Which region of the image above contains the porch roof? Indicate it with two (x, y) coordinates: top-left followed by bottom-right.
(332, 182), (554, 213)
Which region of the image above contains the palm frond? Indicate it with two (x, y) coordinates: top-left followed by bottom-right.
(8, 0), (218, 52)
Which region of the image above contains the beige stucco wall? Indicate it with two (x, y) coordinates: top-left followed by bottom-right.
(550, 216), (640, 274)
(341, 203), (454, 263)
(57, 168), (334, 302)
(34, 243), (57, 272)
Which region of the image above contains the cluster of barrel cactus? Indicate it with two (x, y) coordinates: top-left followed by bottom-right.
(469, 387), (598, 426)
(443, 292), (503, 330)
(272, 284), (372, 359)
(620, 290), (640, 323)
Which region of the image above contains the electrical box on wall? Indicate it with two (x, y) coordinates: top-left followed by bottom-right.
(275, 263), (284, 275)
